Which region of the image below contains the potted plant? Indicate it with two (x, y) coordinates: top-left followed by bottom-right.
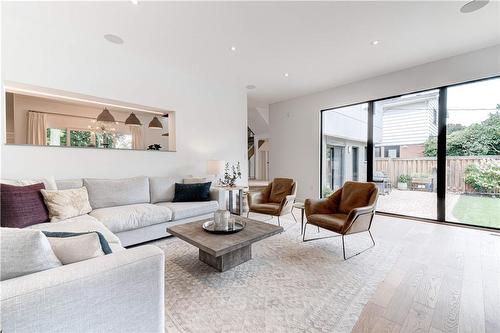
(398, 174), (411, 190)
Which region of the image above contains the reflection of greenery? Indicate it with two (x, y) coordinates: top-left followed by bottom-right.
(424, 108), (500, 157)
(464, 161), (500, 194)
(70, 130), (92, 147)
(96, 133), (115, 148)
(322, 185), (333, 198)
(46, 128), (67, 146)
(452, 194), (500, 228)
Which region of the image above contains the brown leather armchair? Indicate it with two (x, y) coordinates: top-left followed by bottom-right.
(304, 181), (378, 259)
(247, 178), (297, 226)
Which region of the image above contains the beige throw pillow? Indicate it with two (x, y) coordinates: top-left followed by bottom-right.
(41, 187), (92, 222)
(46, 233), (105, 265)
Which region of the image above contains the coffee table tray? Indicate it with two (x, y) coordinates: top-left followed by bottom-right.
(202, 220), (245, 234)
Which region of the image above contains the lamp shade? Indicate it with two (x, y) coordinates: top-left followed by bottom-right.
(207, 160), (225, 176)
(125, 112), (142, 126)
(148, 116), (163, 129)
(96, 108), (115, 123)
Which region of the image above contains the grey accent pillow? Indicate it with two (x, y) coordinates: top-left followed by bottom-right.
(84, 176), (150, 209)
(149, 176), (182, 203)
(0, 228), (62, 281)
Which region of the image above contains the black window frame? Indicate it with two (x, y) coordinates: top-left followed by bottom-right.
(319, 75), (500, 231)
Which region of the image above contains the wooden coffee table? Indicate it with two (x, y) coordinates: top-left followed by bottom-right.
(167, 216), (283, 272)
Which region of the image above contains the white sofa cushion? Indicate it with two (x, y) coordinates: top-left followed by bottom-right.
(156, 201), (218, 220)
(27, 214), (121, 245)
(89, 203), (172, 233)
(1, 228), (62, 281)
(84, 176), (150, 209)
(149, 176), (182, 204)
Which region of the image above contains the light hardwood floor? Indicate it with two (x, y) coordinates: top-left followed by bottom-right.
(352, 215), (500, 333)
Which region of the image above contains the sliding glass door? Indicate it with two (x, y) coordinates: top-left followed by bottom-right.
(445, 78), (500, 228)
(320, 76), (499, 230)
(372, 91), (439, 220)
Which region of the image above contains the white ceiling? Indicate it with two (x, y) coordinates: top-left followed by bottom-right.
(3, 1), (500, 107)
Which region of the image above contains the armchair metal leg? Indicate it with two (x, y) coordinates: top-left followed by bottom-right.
(302, 223), (341, 242)
(277, 216), (281, 226)
(303, 224), (375, 260)
(342, 230), (376, 260)
(246, 211), (250, 218)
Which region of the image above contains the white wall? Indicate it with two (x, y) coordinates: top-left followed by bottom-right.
(0, 4), (248, 182)
(269, 45), (500, 200)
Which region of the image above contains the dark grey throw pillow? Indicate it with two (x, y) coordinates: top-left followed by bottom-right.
(172, 182), (212, 202)
(42, 231), (113, 254)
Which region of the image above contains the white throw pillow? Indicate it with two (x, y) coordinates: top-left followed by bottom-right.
(41, 187), (92, 222)
(0, 228), (62, 281)
(46, 233), (105, 265)
(1, 176), (58, 190)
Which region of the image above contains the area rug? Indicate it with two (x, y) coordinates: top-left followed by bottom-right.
(151, 215), (401, 333)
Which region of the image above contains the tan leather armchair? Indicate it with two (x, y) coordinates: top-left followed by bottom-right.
(304, 181), (378, 259)
(247, 178), (297, 226)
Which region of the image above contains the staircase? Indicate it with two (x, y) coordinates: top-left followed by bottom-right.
(248, 127), (255, 179)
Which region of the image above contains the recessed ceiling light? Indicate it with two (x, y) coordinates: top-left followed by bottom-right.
(371, 40), (379, 46)
(284, 73), (289, 77)
(131, 0), (139, 4)
(246, 85), (256, 90)
(104, 34), (124, 45)
(230, 46), (237, 51)
(461, 0), (489, 13)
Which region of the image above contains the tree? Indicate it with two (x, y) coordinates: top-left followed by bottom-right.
(423, 110), (500, 157)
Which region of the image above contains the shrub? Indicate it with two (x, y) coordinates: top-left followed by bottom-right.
(464, 161), (500, 193)
(322, 185), (333, 198)
(398, 174), (411, 184)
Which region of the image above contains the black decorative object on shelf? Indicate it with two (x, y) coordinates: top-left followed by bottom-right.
(147, 144), (162, 150)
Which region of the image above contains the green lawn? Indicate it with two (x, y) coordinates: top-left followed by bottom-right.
(452, 195), (500, 229)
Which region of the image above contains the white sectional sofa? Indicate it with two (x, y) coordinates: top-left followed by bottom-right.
(1, 176), (221, 333)
(49, 175), (220, 246)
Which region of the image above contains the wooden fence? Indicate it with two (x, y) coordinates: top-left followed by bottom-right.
(375, 156), (500, 193)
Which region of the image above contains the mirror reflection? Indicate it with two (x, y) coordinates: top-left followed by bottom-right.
(5, 91), (175, 151)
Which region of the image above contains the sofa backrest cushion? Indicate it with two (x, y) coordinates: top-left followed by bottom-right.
(1, 228), (62, 281)
(84, 176), (150, 209)
(0, 183), (50, 228)
(149, 176), (182, 203)
(56, 179), (83, 190)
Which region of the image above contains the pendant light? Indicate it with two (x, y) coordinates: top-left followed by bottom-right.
(96, 108), (115, 123)
(148, 116), (163, 129)
(125, 112), (142, 126)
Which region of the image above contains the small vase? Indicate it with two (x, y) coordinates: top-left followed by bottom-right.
(214, 209), (230, 231)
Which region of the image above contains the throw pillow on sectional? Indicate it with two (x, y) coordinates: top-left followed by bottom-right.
(172, 182), (212, 202)
(0, 183), (50, 228)
(0, 228), (62, 281)
(42, 231), (112, 265)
